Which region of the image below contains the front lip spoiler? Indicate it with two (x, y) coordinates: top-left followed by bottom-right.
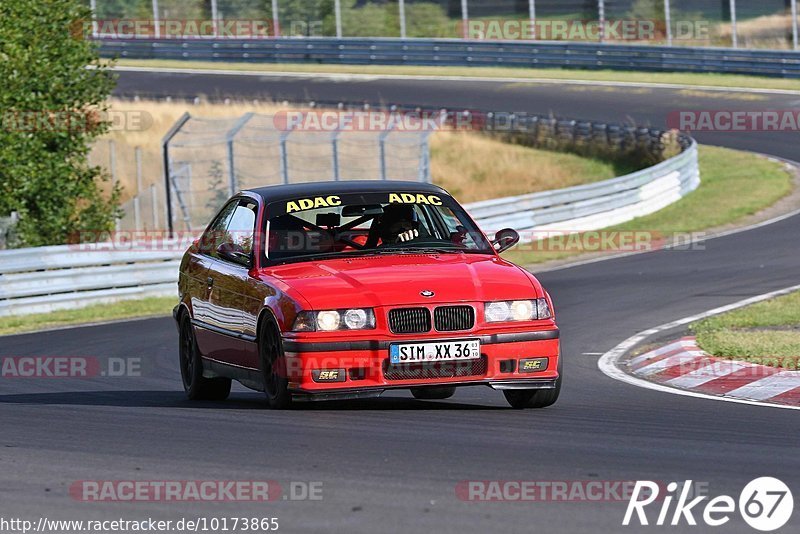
(289, 377), (558, 401)
(283, 329), (559, 353)
(487, 379), (558, 390)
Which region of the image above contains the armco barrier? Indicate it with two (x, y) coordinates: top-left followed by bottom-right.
(99, 38), (800, 78)
(0, 243), (183, 317)
(469, 139), (699, 237)
(0, 141), (698, 317)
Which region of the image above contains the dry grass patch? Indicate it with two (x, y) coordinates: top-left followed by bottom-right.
(716, 14), (794, 49)
(93, 99), (632, 205)
(430, 131), (633, 202)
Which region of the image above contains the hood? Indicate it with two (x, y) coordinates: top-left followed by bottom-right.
(262, 253), (542, 309)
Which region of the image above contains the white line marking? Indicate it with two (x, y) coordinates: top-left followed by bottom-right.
(582, 352), (603, 356)
(597, 284), (800, 411)
(111, 65), (800, 96)
(726, 372), (800, 401)
(667, 361), (745, 389)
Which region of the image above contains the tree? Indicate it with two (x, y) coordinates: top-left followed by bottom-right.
(0, 0), (120, 247)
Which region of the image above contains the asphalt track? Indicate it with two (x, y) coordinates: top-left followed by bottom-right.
(2, 71), (799, 534)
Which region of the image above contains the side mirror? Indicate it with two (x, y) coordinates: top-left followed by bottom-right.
(216, 244), (251, 266)
(492, 228), (520, 253)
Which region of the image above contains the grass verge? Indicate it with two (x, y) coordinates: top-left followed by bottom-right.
(0, 297), (175, 337)
(502, 145), (794, 265)
(691, 291), (800, 369)
(114, 59), (800, 93)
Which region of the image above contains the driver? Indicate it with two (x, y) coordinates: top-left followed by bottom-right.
(369, 204), (421, 246)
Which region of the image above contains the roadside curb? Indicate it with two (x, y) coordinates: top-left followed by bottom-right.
(626, 337), (800, 407)
(598, 283), (800, 411)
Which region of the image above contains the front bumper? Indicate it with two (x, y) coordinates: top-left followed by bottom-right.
(282, 329), (560, 398)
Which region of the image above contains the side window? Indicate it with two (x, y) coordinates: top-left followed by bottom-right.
(200, 200), (237, 257)
(225, 201), (257, 259)
(437, 205), (480, 248)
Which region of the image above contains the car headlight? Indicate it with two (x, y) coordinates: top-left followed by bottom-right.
(317, 310), (341, 331)
(292, 309), (376, 332)
(484, 299), (551, 322)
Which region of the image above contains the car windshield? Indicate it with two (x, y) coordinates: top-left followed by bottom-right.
(264, 191), (494, 263)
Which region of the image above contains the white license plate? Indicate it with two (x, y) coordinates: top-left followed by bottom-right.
(389, 339), (480, 364)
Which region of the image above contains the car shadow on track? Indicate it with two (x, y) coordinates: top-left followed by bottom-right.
(0, 391), (505, 410)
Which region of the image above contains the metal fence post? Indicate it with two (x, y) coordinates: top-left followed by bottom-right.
(598, 0), (605, 43)
(134, 146), (143, 231)
(418, 132), (432, 183)
(729, 0), (737, 48)
(211, 0), (219, 37)
(225, 113), (255, 197)
(161, 112), (191, 236)
(279, 124), (295, 184)
(108, 140), (121, 232)
(271, 0), (281, 37)
(89, 0), (98, 38)
(108, 140), (121, 231)
(331, 131), (340, 181)
(460, 0), (469, 39)
(108, 140), (117, 185)
(792, 0), (798, 51)
(399, 0), (407, 39)
(152, 0), (160, 38)
(169, 164), (193, 231)
(664, 0), (672, 46)
(226, 140), (237, 196)
(378, 120), (397, 181)
(150, 184), (159, 229)
(528, 0), (536, 40)
(335, 0), (343, 38)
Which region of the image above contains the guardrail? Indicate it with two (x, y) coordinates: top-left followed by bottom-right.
(0, 243), (184, 317)
(0, 120), (698, 317)
(467, 139), (699, 238)
(100, 37), (800, 78)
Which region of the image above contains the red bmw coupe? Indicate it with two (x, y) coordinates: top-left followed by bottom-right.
(175, 181), (561, 409)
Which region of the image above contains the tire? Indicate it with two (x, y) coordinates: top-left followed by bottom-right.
(503, 354), (562, 409)
(178, 313), (231, 401)
(260, 317), (292, 409)
(410, 386), (456, 400)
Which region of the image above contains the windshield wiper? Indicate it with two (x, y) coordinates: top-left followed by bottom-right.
(374, 246), (465, 254)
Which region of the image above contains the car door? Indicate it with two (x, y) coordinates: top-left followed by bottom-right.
(205, 198), (260, 369)
(191, 199), (238, 359)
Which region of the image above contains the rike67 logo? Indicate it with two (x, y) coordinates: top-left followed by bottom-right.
(624, 478), (793, 531)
